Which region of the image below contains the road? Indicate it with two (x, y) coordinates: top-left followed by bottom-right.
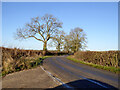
(2, 66), (58, 88)
(42, 56), (118, 89)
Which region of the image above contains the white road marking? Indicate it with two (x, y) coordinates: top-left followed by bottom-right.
(67, 70), (108, 88)
(40, 66), (74, 89)
(41, 65), (108, 88)
(85, 78), (108, 88)
(41, 61), (108, 89)
(57, 58), (109, 88)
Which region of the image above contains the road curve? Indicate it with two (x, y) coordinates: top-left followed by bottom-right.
(42, 56), (118, 89)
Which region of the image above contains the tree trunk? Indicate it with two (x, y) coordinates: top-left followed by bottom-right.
(43, 41), (47, 56)
(58, 43), (60, 52)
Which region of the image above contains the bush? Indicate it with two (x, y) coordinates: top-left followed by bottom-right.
(74, 51), (119, 68)
(1, 47), (42, 76)
(1, 47), (67, 76)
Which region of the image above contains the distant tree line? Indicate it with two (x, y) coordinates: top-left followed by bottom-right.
(15, 14), (87, 55)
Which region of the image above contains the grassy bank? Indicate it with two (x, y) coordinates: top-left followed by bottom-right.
(74, 51), (119, 68)
(1, 47), (69, 77)
(2, 56), (51, 77)
(67, 56), (120, 73)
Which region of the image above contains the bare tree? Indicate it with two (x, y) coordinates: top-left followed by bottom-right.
(64, 27), (87, 53)
(15, 14), (62, 55)
(63, 35), (72, 53)
(49, 30), (65, 52)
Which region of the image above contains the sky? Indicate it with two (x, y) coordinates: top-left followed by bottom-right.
(2, 2), (118, 51)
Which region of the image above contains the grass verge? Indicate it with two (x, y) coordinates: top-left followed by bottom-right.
(2, 56), (52, 77)
(67, 56), (120, 74)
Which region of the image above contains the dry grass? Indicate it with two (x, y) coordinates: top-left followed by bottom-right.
(74, 51), (119, 68)
(66, 50), (120, 73)
(67, 56), (120, 73)
(1, 47), (68, 76)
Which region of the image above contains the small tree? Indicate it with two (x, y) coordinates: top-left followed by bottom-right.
(70, 27), (87, 52)
(64, 27), (87, 53)
(63, 35), (72, 53)
(49, 30), (65, 52)
(15, 14), (62, 55)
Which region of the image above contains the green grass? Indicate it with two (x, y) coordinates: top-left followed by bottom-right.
(1, 56), (52, 77)
(67, 56), (120, 74)
(41, 56), (52, 59)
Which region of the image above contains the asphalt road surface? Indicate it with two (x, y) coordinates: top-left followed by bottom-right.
(2, 66), (58, 88)
(42, 56), (118, 89)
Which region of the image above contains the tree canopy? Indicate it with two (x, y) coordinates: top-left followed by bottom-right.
(49, 30), (65, 52)
(15, 14), (63, 55)
(64, 27), (87, 53)
(15, 14), (87, 55)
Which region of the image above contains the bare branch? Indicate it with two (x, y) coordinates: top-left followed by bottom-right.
(15, 14), (63, 51)
(29, 36), (44, 42)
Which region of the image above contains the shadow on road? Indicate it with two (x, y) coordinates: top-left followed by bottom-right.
(1, 78), (118, 90)
(48, 79), (118, 90)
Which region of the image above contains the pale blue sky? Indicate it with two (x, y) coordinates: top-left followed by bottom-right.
(2, 2), (118, 51)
